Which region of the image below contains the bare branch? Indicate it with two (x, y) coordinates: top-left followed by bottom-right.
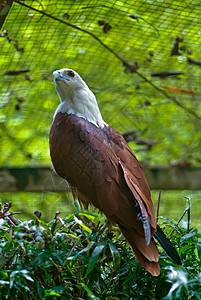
(156, 190), (161, 223)
(51, 210), (61, 234)
(135, 71), (201, 120)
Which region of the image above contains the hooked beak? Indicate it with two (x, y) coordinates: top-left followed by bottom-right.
(53, 70), (70, 82)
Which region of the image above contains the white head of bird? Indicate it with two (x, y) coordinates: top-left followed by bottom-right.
(53, 68), (105, 128)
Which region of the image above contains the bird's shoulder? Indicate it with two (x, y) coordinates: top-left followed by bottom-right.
(103, 124), (146, 178)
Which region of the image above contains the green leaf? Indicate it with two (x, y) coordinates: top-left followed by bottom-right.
(77, 241), (95, 256)
(80, 283), (100, 299)
(66, 233), (80, 240)
(74, 200), (81, 213)
(85, 243), (106, 277)
(78, 212), (96, 221)
(10, 271), (17, 289)
(44, 290), (61, 296)
(192, 290), (201, 300)
(74, 215), (92, 233)
(15, 281), (34, 296)
(0, 280), (9, 285)
(49, 285), (65, 292)
(3, 231), (12, 241)
(158, 216), (178, 228)
(22, 273), (34, 282)
(67, 241), (96, 261)
(108, 242), (121, 270)
(80, 211), (98, 217)
(180, 232), (197, 243)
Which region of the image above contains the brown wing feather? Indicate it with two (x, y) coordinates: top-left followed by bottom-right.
(104, 125), (156, 229)
(49, 113), (159, 276)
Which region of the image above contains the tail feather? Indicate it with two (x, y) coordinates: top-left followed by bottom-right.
(119, 224), (160, 276)
(130, 242), (161, 277)
(154, 225), (182, 265)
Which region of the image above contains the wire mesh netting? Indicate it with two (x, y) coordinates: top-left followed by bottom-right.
(0, 0), (201, 167)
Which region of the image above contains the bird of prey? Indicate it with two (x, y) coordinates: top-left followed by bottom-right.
(49, 68), (181, 276)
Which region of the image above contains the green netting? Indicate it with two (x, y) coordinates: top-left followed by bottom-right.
(0, 0), (200, 167)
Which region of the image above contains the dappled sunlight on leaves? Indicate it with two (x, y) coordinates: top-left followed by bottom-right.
(0, 205), (200, 299)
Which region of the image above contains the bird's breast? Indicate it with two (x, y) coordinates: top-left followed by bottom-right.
(49, 112), (106, 194)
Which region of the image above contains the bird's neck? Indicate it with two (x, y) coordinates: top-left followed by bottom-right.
(53, 87), (105, 128)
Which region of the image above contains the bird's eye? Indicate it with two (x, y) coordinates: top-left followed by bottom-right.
(67, 71), (75, 78)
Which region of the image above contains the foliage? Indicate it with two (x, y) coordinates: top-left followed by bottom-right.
(0, 209), (200, 299)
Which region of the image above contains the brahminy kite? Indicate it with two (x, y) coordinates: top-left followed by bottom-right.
(49, 68), (181, 276)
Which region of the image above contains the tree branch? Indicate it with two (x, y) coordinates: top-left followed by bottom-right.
(135, 71), (201, 120)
